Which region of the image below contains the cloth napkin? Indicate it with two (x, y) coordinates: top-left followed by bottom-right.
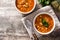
(22, 6), (60, 40)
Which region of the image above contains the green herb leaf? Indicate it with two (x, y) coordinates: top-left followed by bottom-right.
(45, 1), (50, 5)
(42, 18), (49, 27)
(38, 0), (54, 6)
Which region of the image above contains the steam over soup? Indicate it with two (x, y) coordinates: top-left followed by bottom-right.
(35, 14), (54, 33)
(16, 0), (34, 12)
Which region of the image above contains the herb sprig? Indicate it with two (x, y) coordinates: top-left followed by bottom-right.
(42, 18), (49, 27)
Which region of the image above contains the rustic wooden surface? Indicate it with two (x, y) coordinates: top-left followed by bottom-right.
(0, 0), (60, 40)
(54, 10), (60, 21)
(0, 0), (31, 40)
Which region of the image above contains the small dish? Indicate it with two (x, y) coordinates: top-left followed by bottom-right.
(33, 12), (55, 35)
(15, 0), (36, 14)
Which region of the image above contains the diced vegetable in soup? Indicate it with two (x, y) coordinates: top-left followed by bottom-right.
(35, 14), (54, 33)
(16, 0), (34, 12)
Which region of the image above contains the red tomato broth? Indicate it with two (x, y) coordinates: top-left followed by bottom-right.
(16, 0), (34, 12)
(35, 14), (54, 33)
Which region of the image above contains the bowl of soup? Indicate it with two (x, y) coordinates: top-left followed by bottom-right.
(15, 0), (36, 14)
(33, 12), (55, 35)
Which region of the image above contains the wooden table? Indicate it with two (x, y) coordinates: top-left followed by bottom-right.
(0, 0), (60, 40)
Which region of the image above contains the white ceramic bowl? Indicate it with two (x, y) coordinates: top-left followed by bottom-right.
(15, 0), (36, 14)
(33, 12), (55, 35)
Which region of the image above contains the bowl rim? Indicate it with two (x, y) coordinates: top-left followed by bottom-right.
(33, 12), (55, 35)
(15, 0), (36, 14)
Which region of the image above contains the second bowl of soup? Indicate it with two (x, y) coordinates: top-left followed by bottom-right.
(15, 0), (36, 14)
(33, 12), (55, 35)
